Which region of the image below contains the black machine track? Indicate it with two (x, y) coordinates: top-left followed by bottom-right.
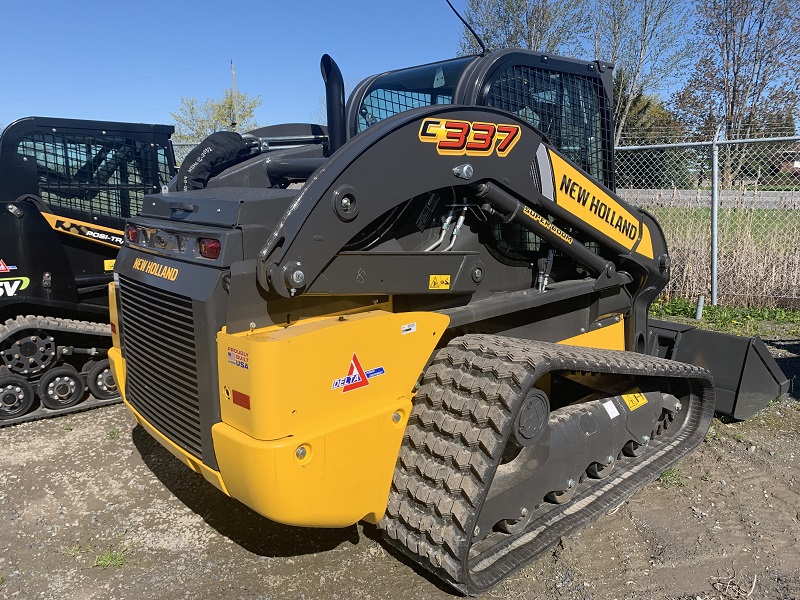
(381, 335), (714, 595)
(0, 315), (121, 427)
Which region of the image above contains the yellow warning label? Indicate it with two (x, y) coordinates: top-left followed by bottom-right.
(622, 388), (648, 411)
(428, 275), (451, 290)
(104, 260), (116, 272)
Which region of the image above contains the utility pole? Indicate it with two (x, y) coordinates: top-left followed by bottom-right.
(230, 60), (239, 132)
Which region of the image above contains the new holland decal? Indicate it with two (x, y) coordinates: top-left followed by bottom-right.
(547, 149), (654, 259)
(331, 353), (386, 393)
(131, 257), (179, 281)
(419, 119), (521, 157)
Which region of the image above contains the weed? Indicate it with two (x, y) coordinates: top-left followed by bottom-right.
(62, 544), (83, 557)
(658, 466), (687, 488)
(108, 428), (119, 440)
(62, 424), (73, 432)
(0, 576), (4, 586)
(700, 472), (714, 482)
(93, 548), (126, 569)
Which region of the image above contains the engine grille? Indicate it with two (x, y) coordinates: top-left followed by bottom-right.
(118, 275), (202, 458)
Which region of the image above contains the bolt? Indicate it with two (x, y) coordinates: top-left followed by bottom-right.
(675, 402), (683, 412)
(642, 435), (650, 443)
(566, 479), (575, 488)
(392, 412), (401, 423)
(249, 322), (256, 330)
(520, 507), (529, 518)
(473, 526), (480, 537)
(606, 455), (614, 465)
(291, 270), (305, 286)
(295, 446), (307, 460)
(453, 164), (474, 180)
(341, 196), (352, 210)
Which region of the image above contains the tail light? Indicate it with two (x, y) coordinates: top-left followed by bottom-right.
(199, 238), (221, 259)
(126, 225), (139, 243)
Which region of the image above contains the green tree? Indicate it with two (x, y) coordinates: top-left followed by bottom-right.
(171, 90), (262, 143)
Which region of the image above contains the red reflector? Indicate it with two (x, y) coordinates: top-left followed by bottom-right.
(232, 390), (251, 410)
(110, 323), (117, 334)
(199, 238), (221, 259)
(126, 225), (138, 243)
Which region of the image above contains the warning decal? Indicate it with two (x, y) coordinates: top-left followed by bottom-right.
(621, 388), (648, 411)
(429, 275), (451, 290)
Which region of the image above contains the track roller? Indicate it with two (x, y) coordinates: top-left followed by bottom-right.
(38, 365), (86, 410)
(0, 370), (35, 419)
(87, 359), (118, 400)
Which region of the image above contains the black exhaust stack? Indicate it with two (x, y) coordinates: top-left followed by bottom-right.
(321, 54), (346, 155)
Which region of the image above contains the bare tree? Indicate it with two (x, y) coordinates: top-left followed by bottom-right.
(458, 0), (691, 146)
(672, 0), (800, 185)
(593, 0), (692, 146)
(458, 0), (591, 56)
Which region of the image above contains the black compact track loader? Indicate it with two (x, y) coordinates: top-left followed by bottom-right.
(109, 51), (788, 594)
(0, 116), (175, 424)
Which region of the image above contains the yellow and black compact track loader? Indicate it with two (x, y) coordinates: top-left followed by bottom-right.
(109, 50), (787, 594)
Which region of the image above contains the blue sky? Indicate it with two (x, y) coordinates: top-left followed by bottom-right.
(0, 0), (470, 131)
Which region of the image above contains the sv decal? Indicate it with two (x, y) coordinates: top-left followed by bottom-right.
(419, 118), (521, 157)
(0, 277), (30, 297)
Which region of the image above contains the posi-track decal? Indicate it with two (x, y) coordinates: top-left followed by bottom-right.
(331, 353), (386, 393)
(547, 149), (654, 259)
(42, 213), (124, 248)
(419, 119), (521, 157)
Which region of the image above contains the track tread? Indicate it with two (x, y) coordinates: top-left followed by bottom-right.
(381, 334), (714, 594)
(0, 315), (119, 427)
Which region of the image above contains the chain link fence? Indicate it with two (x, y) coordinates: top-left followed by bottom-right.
(171, 136), (800, 307)
(617, 137), (800, 308)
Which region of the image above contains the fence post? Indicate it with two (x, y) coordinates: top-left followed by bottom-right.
(710, 132), (720, 305)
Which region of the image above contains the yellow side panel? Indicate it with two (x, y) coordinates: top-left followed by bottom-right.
(108, 282), (121, 351)
(547, 149), (654, 259)
(559, 318), (626, 351)
(216, 310), (449, 527)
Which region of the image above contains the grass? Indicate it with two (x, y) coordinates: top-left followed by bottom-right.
(650, 297), (800, 337)
(0, 576), (4, 586)
(658, 466), (688, 488)
(93, 548), (126, 569)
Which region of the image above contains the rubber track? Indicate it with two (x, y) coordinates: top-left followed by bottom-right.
(381, 334), (714, 595)
(0, 315), (121, 427)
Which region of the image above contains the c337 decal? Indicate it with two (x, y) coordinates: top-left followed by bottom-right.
(42, 213), (124, 248)
(419, 119), (521, 157)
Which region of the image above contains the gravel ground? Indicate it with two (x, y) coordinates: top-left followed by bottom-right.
(1, 336), (799, 600)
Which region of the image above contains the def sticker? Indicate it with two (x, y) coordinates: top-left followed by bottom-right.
(227, 347), (249, 370)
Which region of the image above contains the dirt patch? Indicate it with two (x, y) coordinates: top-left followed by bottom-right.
(1, 354), (799, 599)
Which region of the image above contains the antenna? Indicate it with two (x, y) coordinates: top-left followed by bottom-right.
(230, 60), (239, 132)
(445, 0), (486, 54)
